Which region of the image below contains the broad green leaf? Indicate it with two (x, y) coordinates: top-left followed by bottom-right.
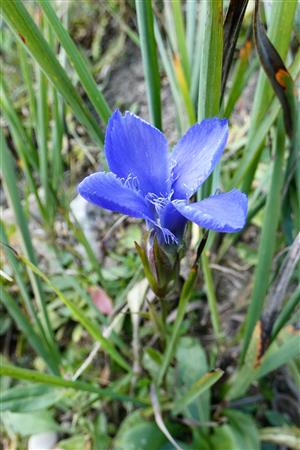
(114, 410), (167, 450)
(57, 435), (88, 450)
(209, 425), (236, 450)
(0, 384), (61, 412)
(175, 337), (210, 422)
(224, 409), (260, 450)
(227, 321), (262, 400)
(1, 410), (58, 437)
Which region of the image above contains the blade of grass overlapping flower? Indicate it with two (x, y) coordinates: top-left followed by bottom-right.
(15, 250), (131, 372)
(231, 0), (297, 193)
(1, 0), (103, 145)
(240, 116), (286, 362)
(38, 0), (111, 125)
(135, 0), (161, 129)
(1, 289), (59, 375)
(221, 0), (249, 103)
(0, 131), (60, 365)
(196, 0), (223, 338)
(0, 364), (146, 405)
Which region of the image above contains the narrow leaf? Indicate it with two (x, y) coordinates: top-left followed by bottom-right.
(222, 0), (249, 101)
(253, 0), (296, 137)
(173, 369), (223, 414)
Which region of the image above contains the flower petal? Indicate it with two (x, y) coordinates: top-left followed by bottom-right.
(159, 203), (187, 242)
(171, 118), (228, 199)
(172, 189), (248, 232)
(78, 172), (155, 220)
(105, 110), (170, 196)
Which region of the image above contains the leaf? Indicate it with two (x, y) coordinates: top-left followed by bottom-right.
(173, 369), (223, 415)
(175, 337), (210, 422)
(113, 410), (167, 450)
(253, 0), (296, 138)
(227, 321), (262, 400)
(1, 410), (58, 437)
(0, 384), (61, 412)
(224, 409), (260, 450)
(222, 0), (249, 100)
(209, 425), (236, 450)
(57, 435), (88, 450)
(0, 363), (146, 406)
(257, 327), (300, 379)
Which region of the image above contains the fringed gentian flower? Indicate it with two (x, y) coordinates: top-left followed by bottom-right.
(78, 111), (247, 245)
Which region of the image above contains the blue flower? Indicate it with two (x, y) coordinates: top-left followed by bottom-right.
(78, 111), (247, 244)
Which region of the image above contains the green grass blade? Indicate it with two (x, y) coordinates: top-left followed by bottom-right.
(173, 368), (223, 414)
(0, 222), (46, 343)
(241, 117), (286, 362)
(197, 0), (223, 120)
(257, 334), (300, 379)
(1, 0), (103, 145)
(36, 64), (51, 216)
(0, 81), (47, 221)
(195, 0), (223, 341)
(16, 251), (131, 372)
(0, 289), (59, 375)
(223, 40), (254, 117)
(0, 78), (38, 170)
(201, 252), (221, 338)
(0, 364), (145, 405)
(135, 0), (161, 129)
(38, 0), (111, 124)
(186, 0), (197, 66)
(154, 20), (185, 134)
(170, 0), (190, 84)
(0, 131), (60, 362)
(17, 41), (37, 134)
(271, 286), (300, 340)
